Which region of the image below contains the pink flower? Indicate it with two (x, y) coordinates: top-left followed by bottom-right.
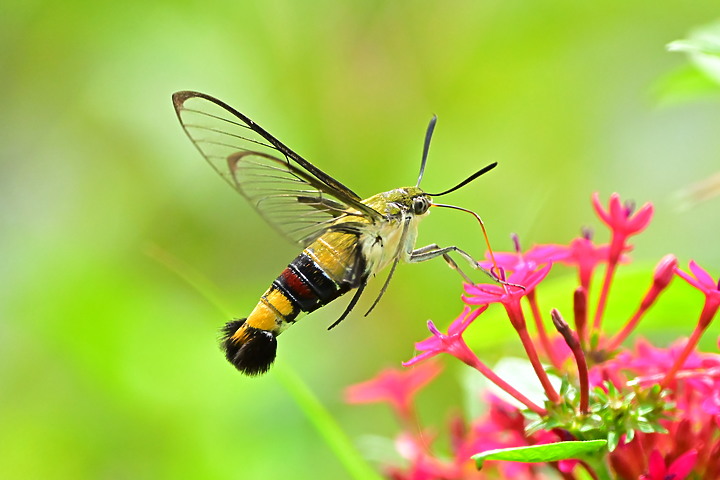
(617, 338), (704, 375)
(456, 395), (556, 478)
(482, 240), (548, 274)
(464, 262), (560, 405)
(592, 192), (653, 239)
(345, 362), (441, 420)
(404, 306), (547, 414)
(590, 193), (653, 333)
(387, 432), (458, 480)
(347, 192), (720, 480)
(676, 260), (720, 317)
(639, 449), (697, 480)
(653, 254), (678, 289)
(662, 261), (720, 388)
(463, 263), (552, 310)
(480, 234), (554, 280)
(700, 380), (720, 416)
(537, 237), (614, 290)
(403, 306), (487, 368)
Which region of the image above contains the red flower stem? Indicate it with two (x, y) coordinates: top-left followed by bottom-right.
(506, 302), (561, 404)
(660, 326), (703, 389)
(579, 371), (591, 415)
(592, 252), (620, 333)
(574, 287), (588, 348)
(606, 309), (642, 351)
(518, 327), (561, 404)
(661, 299), (720, 389)
(551, 309), (589, 414)
(466, 357), (547, 416)
(527, 291), (562, 369)
(705, 438), (720, 479)
(607, 256), (677, 351)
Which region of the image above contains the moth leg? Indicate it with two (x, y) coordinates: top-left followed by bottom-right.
(328, 280), (367, 330)
(409, 244), (496, 283)
(328, 245), (370, 330)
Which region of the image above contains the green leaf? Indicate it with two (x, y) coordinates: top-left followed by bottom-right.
(473, 440), (607, 470)
(668, 39), (720, 56)
(656, 20), (720, 105)
(606, 381), (619, 397)
(638, 405), (655, 415)
(637, 422), (658, 434)
(524, 418), (545, 435)
(593, 389), (608, 403)
(668, 20), (720, 85)
(607, 431), (619, 452)
(668, 37), (720, 57)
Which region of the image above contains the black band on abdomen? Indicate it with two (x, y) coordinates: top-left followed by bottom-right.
(272, 252), (342, 313)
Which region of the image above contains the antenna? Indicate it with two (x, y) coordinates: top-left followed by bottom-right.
(425, 162), (498, 197)
(416, 115), (437, 187)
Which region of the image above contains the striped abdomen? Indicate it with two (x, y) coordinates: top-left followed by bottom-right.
(221, 231), (364, 375)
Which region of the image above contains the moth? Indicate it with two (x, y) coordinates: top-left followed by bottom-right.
(172, 91), (498, 375)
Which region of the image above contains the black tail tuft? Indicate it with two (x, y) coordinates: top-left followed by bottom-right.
(220, 318), (277, 376)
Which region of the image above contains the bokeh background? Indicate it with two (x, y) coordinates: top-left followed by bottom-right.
(2, 1), (720, 479)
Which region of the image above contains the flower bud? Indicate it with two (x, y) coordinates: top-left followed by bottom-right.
(653, 254), (678, 289)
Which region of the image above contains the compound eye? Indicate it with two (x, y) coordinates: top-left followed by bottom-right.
(412, 196), (430, 215)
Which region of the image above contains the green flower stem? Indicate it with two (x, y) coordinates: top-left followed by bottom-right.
(577, 460), (600, 480)
(147, 243), (381, 480)
(582, 455), (613, 480)
(274, 365), (384, 480)
(144, 242), (236, 318)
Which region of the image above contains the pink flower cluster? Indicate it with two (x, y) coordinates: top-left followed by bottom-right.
(346, 193), (720, 479)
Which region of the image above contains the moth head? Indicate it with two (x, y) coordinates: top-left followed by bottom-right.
(383, 186), (432, 216)
(411, 193), (431, 215)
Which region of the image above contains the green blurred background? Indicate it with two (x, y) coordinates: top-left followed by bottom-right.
(2, 1), (720, 478)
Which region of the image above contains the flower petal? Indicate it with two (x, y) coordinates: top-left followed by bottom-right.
(667, 449), (698, 479)
(676, 267), (702, 290)
(402, 351), (435, 367)
(646, 449), (667, 478)
(591, 192), (612, 224)
(689, 260), (717, 289)
(426, 319), (442, 337)
(627, 202), (654, 232)
(608, 193), (624, 222)
(449, 306), (487, 334)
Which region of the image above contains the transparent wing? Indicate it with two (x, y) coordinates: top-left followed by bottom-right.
(172, 91), (382, 246)
(227, 150), (368, 245)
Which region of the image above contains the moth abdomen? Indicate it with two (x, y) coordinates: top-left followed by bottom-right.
(221, 319), (278, 376)
(220, 246), (356, 375)
(274, 252), (348, 311)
